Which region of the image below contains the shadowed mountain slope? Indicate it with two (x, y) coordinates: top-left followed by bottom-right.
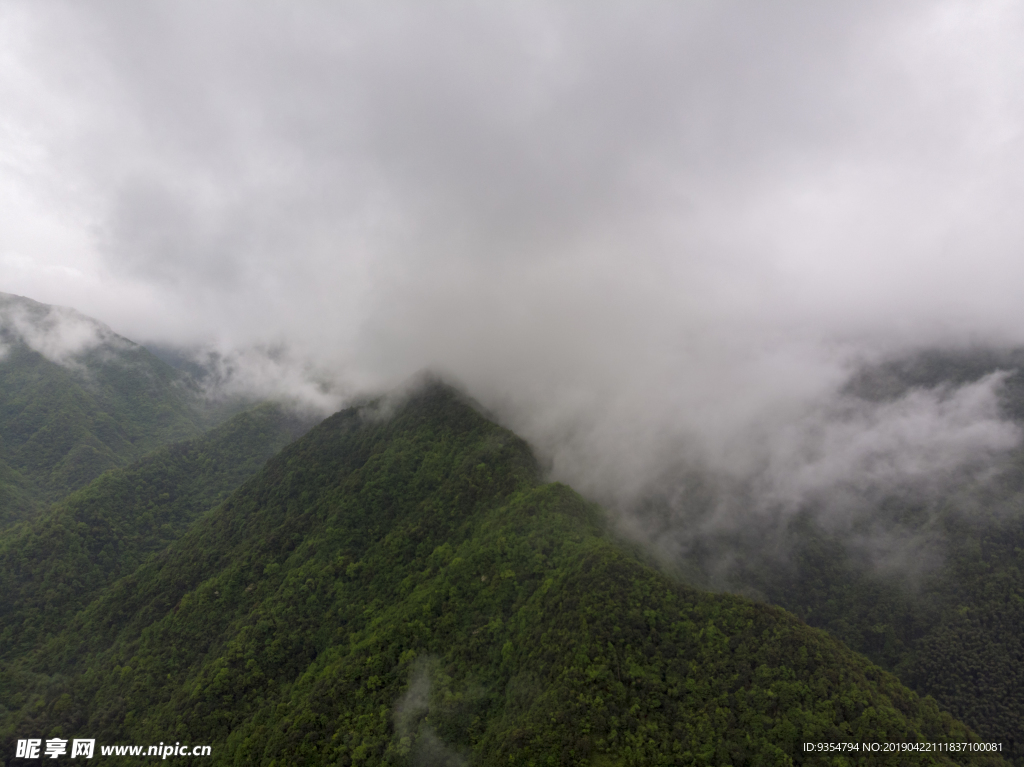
(0, 402), (314, 661)
(0, 292), (205, 525)
(1, 382), (1000, 766)
(666, 347), (1024, 762)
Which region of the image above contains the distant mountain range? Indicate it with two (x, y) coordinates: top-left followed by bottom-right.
(660, 347), (1024, 757)
(1, 294), (1019, 765)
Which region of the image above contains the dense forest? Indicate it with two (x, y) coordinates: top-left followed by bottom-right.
(0, 380), (1004, 765)
(0, 402), (312, 660)
(0, 293), (212, 527)
(1, 296), (1023, 764)
(644, 348), (1024, 761)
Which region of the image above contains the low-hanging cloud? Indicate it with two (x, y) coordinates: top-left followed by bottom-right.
(4, 1), (1024, 571)
(392, 659), (469, 767)
(0, 292), (130, 367)
(753, 371), (1020, 513)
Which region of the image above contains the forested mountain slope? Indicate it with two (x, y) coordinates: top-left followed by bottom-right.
(0, 293), (205, 525)
(1, 382), (1000, 765)
(0, 402), (313, 661)
(677, 348), (1024, 762)
(751, 503), (1024, 763)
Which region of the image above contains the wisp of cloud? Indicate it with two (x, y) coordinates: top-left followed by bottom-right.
(3, 1), (1024, 573)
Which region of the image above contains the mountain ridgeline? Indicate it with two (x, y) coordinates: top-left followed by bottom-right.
(650, 347), (1024, 762)
(1, 294), (1022, 764)
(0, 292), (207, 526)
(1, 382), (1004, 765)
(0, 402), (312, 661)
(775, 349), (1024, 758)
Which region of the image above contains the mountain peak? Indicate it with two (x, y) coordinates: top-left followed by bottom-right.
(0, 291), (133, 367)
(0, 294), (205, 518)
(3, 371), (998, 764)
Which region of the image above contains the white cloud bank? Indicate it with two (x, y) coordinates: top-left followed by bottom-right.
(2, 1), (1024, 551)
(0, 292), (129, 366)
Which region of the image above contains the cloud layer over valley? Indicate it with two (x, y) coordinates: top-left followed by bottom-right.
(4, 1), (1024, 562)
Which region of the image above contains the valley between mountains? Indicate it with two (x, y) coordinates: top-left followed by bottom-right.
(2, 292), (1022, 766)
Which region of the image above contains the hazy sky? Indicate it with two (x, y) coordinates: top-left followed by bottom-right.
(4, 1), (1024, 521)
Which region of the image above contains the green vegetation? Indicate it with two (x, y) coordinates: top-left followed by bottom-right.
(0, 293), (207, 526)
(2, 294), (1018, 765)
(1, 383), (1001, 765)
(738, 491), (1024, 764)
(690, 348), (1024, 764)
(0, 402), (312, 660)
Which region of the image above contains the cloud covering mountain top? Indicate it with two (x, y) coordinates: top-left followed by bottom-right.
(0, 291), (130, 366)
(3, 1), (1024, 545)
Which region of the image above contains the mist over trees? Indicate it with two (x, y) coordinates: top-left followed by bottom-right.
(5, 2), (1024, 763)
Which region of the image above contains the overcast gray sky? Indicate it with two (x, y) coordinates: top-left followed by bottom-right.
(4, 1), (1024, 521)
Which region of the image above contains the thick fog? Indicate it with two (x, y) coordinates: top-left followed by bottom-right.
(4, 1), (1024, 559)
